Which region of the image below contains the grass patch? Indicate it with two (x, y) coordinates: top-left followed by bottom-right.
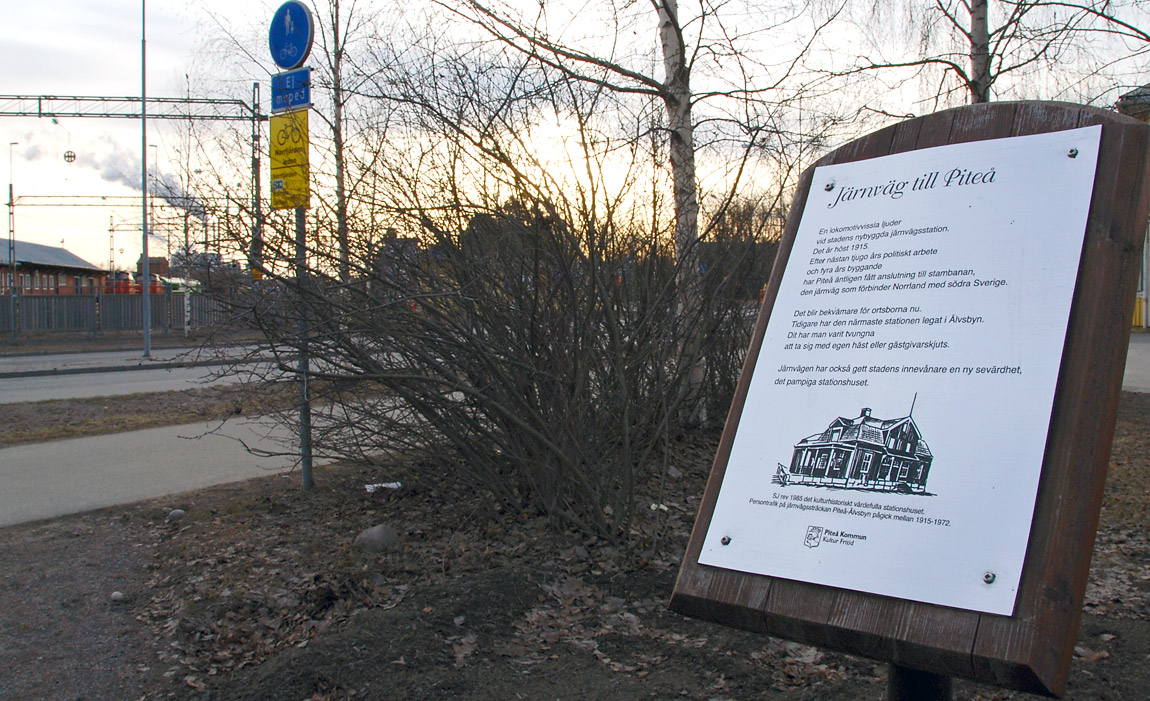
(0, 382), (297, 447)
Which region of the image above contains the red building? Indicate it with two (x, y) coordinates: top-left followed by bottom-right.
(2, 239), (106, 294)
(137, 255), (170, 277)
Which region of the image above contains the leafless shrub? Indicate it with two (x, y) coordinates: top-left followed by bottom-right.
(212, 38), (784, 542)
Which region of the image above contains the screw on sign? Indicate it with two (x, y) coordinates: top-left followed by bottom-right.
(63, 150), (76, 163)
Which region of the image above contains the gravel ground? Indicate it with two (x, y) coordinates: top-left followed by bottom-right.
(0, 376), (1146, 700)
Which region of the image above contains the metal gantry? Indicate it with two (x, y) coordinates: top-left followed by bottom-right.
(0, 92), (266, 245)
(0, 90), (267, 310)
(0, 92), (267, 257)
(0, 94), (261, 122)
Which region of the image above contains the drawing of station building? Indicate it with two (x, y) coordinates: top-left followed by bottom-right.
(775, 407), (934, 493)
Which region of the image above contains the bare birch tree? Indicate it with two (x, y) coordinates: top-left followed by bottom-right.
(310, 0), (389, 282)
(841, 0), (1150, 109)
(434, 0), (840, 266)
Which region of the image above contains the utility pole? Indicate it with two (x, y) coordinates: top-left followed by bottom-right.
(141, 0), (151, 358)
(251, 82), (263, 280)
(7, 141), (17, 340)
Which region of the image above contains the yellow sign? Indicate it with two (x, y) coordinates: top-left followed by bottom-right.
(270, 109), (310, 210)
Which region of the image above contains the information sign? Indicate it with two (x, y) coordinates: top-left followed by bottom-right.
(272, 67), (311, 114)
(269, 1), (314, 71)
(270, 109), (309, 210)
(698, 126), (1102, 616)
(670, 102), (1150, 697)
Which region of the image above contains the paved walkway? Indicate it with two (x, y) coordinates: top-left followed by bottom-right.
(1, 334), (1147, 529)
(1123, 331), (1150, 393)
(0, 345), (280, 403)
(0, 417), (322, 528)
(0, 345), (268, 379)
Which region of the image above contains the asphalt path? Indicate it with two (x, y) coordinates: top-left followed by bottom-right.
(0, 346), (281, 403)
(0, 345), (265, 377)
(0, 336), (1147, 528)
(0, 417), (323, 528)
(0, 348), (199, 375)
(0, 365), (245, 404)
(1122, 331), (1150, 393)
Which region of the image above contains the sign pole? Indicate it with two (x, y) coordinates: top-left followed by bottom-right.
(269, 0), (315, 489)
(295, 205), (312, 489)
(888, 666), (952, 700)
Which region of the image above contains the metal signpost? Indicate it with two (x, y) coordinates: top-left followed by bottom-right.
(269, 0), (315, 490)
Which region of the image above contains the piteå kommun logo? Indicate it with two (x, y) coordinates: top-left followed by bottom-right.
(804, 526), (824, 548)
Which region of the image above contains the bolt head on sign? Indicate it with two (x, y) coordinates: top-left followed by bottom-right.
(269, 1), (315, 71)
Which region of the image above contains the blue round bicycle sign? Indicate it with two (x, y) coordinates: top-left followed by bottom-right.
(269, 1), (314, 71)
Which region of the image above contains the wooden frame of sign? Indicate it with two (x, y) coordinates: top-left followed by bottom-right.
(669, 101), (1150, 697)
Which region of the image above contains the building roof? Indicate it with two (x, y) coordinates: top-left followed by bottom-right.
(797, 407), (932, 458)
(8, 239), (102, 272)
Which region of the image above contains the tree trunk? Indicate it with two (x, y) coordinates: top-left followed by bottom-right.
(330, 0), (350, 283)
(658, 0), (698, 264)
(335, 94), (349, 283)
(969, 0), (991, 103)
(658, 0), (706, 423)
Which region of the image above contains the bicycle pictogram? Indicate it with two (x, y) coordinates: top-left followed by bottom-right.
(278, 42), (299, 61)
(276, 121), (304, 147)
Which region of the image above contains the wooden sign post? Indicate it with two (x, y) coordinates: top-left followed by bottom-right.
(670, 102), (1150, 697)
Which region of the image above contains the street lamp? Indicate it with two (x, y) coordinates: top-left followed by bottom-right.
(7, 141), (17, 340)
(141, 0), (151, 357)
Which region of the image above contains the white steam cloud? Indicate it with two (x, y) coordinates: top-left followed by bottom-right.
(74, 142), (208, 222)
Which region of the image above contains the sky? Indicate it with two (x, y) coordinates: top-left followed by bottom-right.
(0, 0), (888, 274)
(0, 0), (681, 274)
(1, 0), (267, 271)
(9, 1), (1139, 275)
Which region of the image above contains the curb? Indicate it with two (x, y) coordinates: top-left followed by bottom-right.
(0, 358), (266, 380)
